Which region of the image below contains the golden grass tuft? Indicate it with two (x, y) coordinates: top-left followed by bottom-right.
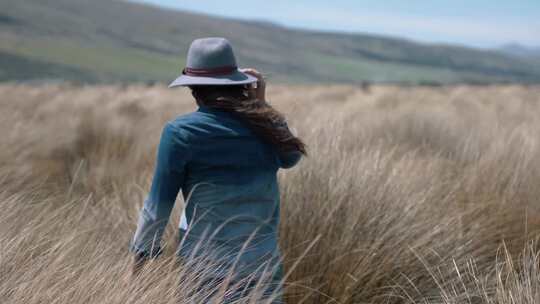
(1, 83), (540, 303)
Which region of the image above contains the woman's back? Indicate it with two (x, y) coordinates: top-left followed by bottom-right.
(130, 104), (301, 280)
(175, 105), (285, 274)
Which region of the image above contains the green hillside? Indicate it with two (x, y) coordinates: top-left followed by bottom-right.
(1, 0), (539, 84)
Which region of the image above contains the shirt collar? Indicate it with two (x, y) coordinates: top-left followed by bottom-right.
(196, 105), (215, 113)
(196, 105), (230, 116)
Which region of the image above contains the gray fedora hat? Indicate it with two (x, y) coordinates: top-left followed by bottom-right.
(168, 37), (258, 87)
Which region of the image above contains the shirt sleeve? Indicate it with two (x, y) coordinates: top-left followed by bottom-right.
(277, 150), (302, 169)
(275, 120), (303, 169)
(129, 122), (190, 258)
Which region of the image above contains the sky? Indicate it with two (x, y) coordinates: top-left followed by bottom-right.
(133, 0), (540, 49)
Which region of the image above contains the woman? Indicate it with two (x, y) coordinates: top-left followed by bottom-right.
(128, 37), (306, 303)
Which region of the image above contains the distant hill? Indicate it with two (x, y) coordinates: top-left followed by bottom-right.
(1, 0), (540, 84)
(500, 44), (540, 61)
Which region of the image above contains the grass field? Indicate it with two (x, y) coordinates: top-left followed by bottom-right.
(1, 83), (540, 303)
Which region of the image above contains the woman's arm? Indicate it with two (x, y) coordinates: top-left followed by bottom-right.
(241, 68), (303, 169)
(276, 120), (303, 169)
(128, 122), (190, 274)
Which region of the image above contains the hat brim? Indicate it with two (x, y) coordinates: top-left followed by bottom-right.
(168, 69), (258, 88)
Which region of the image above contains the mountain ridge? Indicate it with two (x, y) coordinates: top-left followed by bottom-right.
(1, 0), (539, 84)
(500, 43), (540, 61)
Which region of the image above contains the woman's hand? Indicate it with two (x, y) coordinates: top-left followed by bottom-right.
(240, 68), (266, 102)
(121, 254), (146, 286)
(132, 253), (148, 275)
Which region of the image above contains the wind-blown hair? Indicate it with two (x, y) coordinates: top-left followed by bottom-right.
(188, 84), (307, 156)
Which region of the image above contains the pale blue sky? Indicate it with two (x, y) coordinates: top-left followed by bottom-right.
(132, 0), (540, 49)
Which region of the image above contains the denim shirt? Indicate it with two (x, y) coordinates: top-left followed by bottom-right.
(129, 105), (301, 278)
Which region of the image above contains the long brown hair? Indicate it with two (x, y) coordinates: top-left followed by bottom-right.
(188, 84), (307, 155)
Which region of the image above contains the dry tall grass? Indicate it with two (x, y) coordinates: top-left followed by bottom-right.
(1, 83), (539, 303)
